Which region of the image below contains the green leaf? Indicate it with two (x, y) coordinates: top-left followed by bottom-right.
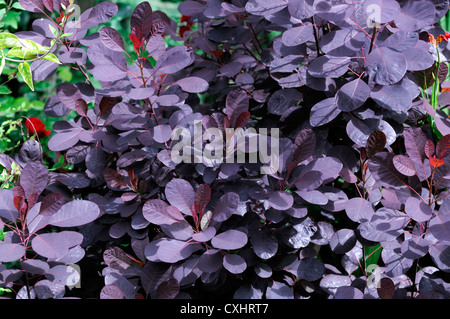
(0, 32), (20, 48)
(42, 53), (61, 64)
(0, 55), (5, 75)
(48, 24), (58, 38)
(2, 10), (21, 30)
(7, 46), (36, 59)
(18, 62), (34, 91)
(365, 243), (382, 274)
(0, 86), (11, 94)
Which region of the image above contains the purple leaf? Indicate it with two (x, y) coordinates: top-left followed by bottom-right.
(33, 280), (65, 299)
(266, 281), (293, 299)
(156, 278), (180, 299)
(130, 1), (153, 39)
(394, 0), (436, 31)
(57, 83), (82, 110)
(178, 0), (205, 16)
(436, 134), (450, 159)
(308, 56), (350, 78)
(198, 249), (223, 273)
(314, 0), (353, 21)
(347, 118), (396, 147)
(245, 0), (288, 16)
(369, 152), (409, 189)
(146, 238), (201, 263)
(154, 46), (194, 75)
(371, 84), (412, 112)
(281, 23), (314, 47)
(380, 31), (419, 52)
(429, 213), (450, 242)
(309, 97), (341, 127)
(0, 189), (19, 222)
(31, 231), (83, 259)
(142, 199), (172, 225)
(295, 189), (328, 205)
(334, 286), (363, 299)
(20, 161), (48, 199)
(175, 77), (209, 93)
(19, 0), (45, 13)
(46, 265), (80, 286)
(365, 47), (407, 85)
(192, 227), (216, 242)
(268, 191), (294, 210)
(211, 229), (248, 250)
(393, 155), (416, 176)
(329, 229), (356, 254)
(251, 230), (278, 259)
(320, 29), (366, 57)
(42, 0), (53, 12)
(287, 0), (315, 19)
(363, 0), (400, 24)
(99, 27), (125, 52)
(165, 179), (195, 215)
(213, 192), (240, 222)
(226, 88), (249, 127)
(401, 236), (429, 259)
(0, 243), (25, 262)
(85, 145), (106, 178)
(103, 246), (132, 271)
(152, 125), (172, 144)
(49, 200), (100, 227)
(336, 78), (370, 111)
(345, 197), (375, 223)
(31, 59), (58, 81)
(39, 193), (66, 216)
(223, 254), (247, 274)
(87, 43), (127, 82)
(402, 48), (435, 71)
(293, 128), (316, 163)
(377, 278), (396, 299)
(297, 257), (325, 281)
(385, 253), (413, 277)
(366, 130), (387, 159)
(268, 89), (302, 115)
(20, 259), (49, 274)
(404, 127), (430, 179)
(100, 284), (125, 299)
(48, 125), (84, 152)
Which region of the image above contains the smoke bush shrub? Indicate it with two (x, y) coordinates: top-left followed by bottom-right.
(0, 0), (449, 299)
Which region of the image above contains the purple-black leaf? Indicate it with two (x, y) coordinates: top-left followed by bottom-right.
(99, 26), (125, 52)
(20, 160), (48, 199)
(223, 254), (247, 274)
(336, 78), (370, 112)
(345, 197), (375, 223)
(211, 229), (248, 250)
(39, 193), (66, 216)
(165, 179), (195, 215)
(251, 230), (278, 260)
(31, 231), (83, 259)
(363, 0), (400, 24)
(0, 243), (25, 262)
(49, 200), (100, 227)
(394, 0), (436, 31)
(268, 191), (294, 210)
(130, 1), (153, 39)
(365, 47), (407, 85)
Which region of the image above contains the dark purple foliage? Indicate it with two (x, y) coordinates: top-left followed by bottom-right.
(1, 0), (449, 300)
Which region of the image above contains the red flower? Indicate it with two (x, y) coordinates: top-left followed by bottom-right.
(180, 15), (191, 23)
(25, 117), (51, 138)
